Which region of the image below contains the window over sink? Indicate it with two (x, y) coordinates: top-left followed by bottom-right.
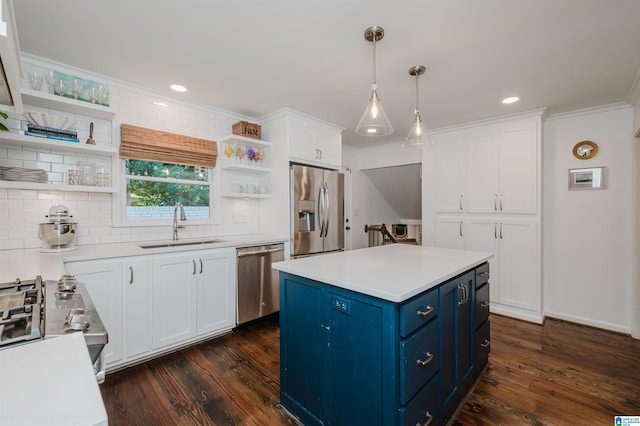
(119, 159), (214, 224)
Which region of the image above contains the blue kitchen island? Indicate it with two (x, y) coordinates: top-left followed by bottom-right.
(273, 244), (493, 426)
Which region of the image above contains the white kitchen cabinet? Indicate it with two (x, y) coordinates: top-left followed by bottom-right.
(466, 218), (539, 315)
(426, 110), (543, 323)
(433, 132), (465, 213)
(434, 118), (538, 215)
(123, 258), (151, 359)
(151, 247), (235, 350)
(272, 109), (343, 169)
(434, 216), (465, 249)
(196, 250), (235, 335)
(64, 258), (124, 366)
(151, 253), (198, 349)
(436, 216), (540, 318)
(465, 120), (538, 214)
(65, 247), (235, 371)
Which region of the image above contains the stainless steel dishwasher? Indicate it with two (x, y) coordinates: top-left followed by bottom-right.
(236, 243), (284, 325)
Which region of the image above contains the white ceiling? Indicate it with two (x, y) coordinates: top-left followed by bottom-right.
(12, 0), (640, 148)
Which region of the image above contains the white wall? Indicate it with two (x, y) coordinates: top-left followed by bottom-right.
(543, 103), (634, 333)
(628, 73), (640, 338)
(0, 54), (265, 250)
(342, 143), (422, 250)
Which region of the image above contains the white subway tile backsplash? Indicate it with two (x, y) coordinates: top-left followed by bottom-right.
(7, 149), (37, 161)
(37, 152), (64, 163)
(23, 161), (51, 171)
(0, 239), (24, 250)
(7, 189), (38, 200)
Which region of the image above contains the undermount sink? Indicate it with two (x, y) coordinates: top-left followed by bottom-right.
(138, 239), (226, 249)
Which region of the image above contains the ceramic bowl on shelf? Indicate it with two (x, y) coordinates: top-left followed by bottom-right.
(23, 112), (76, 130)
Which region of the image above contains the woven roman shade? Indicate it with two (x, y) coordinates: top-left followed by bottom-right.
(119, 124), (218, 168)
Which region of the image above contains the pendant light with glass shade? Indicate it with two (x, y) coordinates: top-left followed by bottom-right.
(355, 26), (394, 137)
(403, 65), (426, 147)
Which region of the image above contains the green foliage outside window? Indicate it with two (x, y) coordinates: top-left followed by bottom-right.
(126, 160), (210, 207)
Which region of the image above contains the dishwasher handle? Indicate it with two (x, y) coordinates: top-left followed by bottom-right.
(237, 245), (284, 257)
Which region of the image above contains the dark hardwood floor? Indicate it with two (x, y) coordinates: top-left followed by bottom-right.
(101, 314), (640, 425)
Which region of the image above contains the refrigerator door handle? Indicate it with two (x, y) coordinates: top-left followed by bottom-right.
(318, 185), (325, 237)
(324, 182), (330, 237)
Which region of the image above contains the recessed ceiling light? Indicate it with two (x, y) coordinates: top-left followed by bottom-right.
(170, 84), (187, 92)
(502, 96), (519, 104)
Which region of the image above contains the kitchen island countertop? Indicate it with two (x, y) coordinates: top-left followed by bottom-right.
(273, 244), (493, 302)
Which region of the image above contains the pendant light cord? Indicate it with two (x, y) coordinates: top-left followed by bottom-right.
(414, 73), (420, 114)
(372, 37), (377, 88)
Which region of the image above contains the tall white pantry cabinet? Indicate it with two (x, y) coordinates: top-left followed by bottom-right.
(423, 110), (544, 324)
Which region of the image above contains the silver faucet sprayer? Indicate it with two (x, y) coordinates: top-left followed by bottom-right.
(172, 202), (187, 240)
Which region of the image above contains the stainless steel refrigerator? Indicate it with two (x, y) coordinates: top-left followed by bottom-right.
(291, 164), (344, 258)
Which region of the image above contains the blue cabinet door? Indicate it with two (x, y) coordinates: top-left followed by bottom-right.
(280, 275), (325, 424)
(327, 291), (385, 425)
(439, 270), (474, 423)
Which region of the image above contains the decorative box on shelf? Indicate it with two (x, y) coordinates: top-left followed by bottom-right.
(232, 121), (261, 140)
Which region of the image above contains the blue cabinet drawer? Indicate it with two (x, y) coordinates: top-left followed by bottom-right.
(475, 319), (490, 370)
(475, 282), (490, 327)
(475, 262), (490, 288)
(400, 319), (438, 404)
(399, 375), (438, 426)
(400, 289), (438, 337)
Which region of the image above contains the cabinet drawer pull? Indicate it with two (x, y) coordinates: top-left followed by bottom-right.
(416, 352), (434, 366)
(481, 301), (490, 309)
(416, 306), (434, 317)
(481, 339), (490, 348)
(417, 411), (433, 426)
(479, 271), (490, 278)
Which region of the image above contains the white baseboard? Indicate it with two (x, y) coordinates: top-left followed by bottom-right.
(489, 304), (543, 324)
(543, 310), (631, 335)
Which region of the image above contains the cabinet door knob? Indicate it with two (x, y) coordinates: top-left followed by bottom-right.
(417, 411), (433, 426)
(416, 352), (434, 366)
(481, 339), (490, 348)
(416, 306), (434, 317)
(481, 301), (490, 309)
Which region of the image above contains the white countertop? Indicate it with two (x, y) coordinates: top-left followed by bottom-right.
(0, 333), (108, 426)
(273, 244), (493, 302)
(0, 234), (288, 282)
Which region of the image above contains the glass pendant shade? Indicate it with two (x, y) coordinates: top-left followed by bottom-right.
(356, 86), (394, 136)
(356, 26), (394, 137)
(404, 113), (424, 146)
(403, 65), (426, 147)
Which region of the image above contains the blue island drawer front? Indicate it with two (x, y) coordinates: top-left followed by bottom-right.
(476, 319), (491, 369)
(400, 319), (439, 404)
(399, 375), (438, 426)
(400, 289), (438, 337)
(475, 282), (490, 327)
(476, 262), (490, 288)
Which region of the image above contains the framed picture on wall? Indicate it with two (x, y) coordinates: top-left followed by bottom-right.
(568, 166), (607, 190)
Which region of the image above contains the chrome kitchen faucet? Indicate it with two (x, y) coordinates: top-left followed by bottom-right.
(172, 202), (187, 240)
